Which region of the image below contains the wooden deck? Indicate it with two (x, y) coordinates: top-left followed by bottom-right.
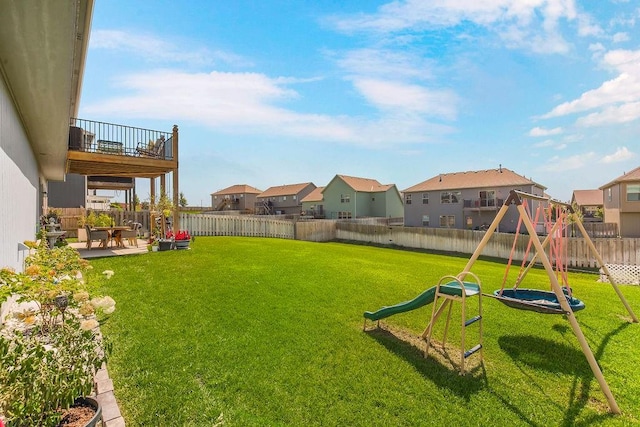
(66, 149), (176, 177)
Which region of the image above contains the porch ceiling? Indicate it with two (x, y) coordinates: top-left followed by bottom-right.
(66, 151), (176, 178)
(0, 1), (94, 181)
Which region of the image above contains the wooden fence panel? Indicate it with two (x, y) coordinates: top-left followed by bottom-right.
(333, 223), (640, 268)
(179, 214), (294, 239)
(173, 216), (640, 267)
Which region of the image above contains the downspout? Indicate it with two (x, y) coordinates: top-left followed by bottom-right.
(354, 190), (357, 219)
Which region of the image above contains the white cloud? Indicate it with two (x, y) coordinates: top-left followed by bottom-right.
(600, 146), (636, 163)
(532, 139), (556, 148)
(529, 126), (563, 136)
(540, 49), (640, 126)
(538, 151), (597, 171)
(83, 70), (454, 148)
(352, 78), (458, 119)
(90, 29), (252, 67)
(612, 32), (630, 43)
(334, 48), (434, 81)
(326, 0), (592, 54)
(576, 101), (640, 126)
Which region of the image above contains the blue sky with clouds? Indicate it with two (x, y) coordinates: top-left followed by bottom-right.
(79, 0), (640, 205)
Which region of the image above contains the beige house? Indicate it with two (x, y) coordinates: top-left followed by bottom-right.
(211, 184), (262, 212)
(599, 166), (640, 237)
(256, 182), (317, 215)
(300, 186), (325, 217)
(571, 189), (603, 222)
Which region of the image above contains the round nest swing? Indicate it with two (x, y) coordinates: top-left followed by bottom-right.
(493, 288), (585, 314)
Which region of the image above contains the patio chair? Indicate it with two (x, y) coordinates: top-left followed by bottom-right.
(120, 222), (141, 247)
(136, 136), (165, 158)
(85, 225), (108, 250)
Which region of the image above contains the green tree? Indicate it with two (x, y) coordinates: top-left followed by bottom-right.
(179, 192), (188, 208)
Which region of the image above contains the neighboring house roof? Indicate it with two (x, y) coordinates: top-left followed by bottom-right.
(403, 167), (546, 192)
(325, 175), (394, 193)
(258, 182), (315, 198)
(599, 166), (640, 189)
(301, 187), (324, 203)
(572, 189), (603, 206)
(211, 184), (262, 196)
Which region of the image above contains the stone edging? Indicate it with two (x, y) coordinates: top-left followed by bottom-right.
(94, 364), (125, 426)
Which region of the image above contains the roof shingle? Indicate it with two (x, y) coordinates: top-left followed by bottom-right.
(258, 182), (314, 198)
(403, 168), (545, 192)
(211, 184), (262, 196)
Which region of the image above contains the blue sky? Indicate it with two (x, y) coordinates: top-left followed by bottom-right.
(79, 0), (640, 205)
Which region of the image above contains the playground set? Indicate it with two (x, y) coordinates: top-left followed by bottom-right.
(364, 190), (638, 414)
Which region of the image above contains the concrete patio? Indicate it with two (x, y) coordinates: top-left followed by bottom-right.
(69, 241), (149, 258)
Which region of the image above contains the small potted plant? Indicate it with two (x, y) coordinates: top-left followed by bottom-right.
(155, 192), (174, 251)
(168, 230), (191, 250)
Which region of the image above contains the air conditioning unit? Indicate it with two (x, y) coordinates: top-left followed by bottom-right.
(68, 126), (84, 150)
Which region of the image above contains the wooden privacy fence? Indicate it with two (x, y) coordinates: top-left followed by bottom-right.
(180, 214), (294, 239)
(333, 222), (640, 268)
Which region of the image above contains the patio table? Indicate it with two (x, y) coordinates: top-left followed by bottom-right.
(94, 226), (132, 248)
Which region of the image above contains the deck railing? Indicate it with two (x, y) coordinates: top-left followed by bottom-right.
(69, 118), (173, 160)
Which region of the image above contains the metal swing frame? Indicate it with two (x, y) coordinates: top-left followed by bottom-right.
(460, 190), (638, 414)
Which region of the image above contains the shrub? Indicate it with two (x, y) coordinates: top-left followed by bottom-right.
(0, 242), (114, 426)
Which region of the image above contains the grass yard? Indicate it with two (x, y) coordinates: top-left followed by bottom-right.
(88, 237), (640, 426)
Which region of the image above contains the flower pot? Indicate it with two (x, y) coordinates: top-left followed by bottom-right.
(59, 396), (102, 427)
(174, 239), (190, 249)
(152, 246), (159, 252)
(158, 239), (173, 251)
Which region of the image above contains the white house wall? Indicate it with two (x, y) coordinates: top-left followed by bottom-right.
(0, 74), (39, 272)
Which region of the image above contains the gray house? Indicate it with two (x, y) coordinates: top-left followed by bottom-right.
(403, 167), (547, 232)
(321, 175), (404, 219)
(211, 184), (262, 213)
(256, 182), (316, 215)
(599, 166), (640, 237)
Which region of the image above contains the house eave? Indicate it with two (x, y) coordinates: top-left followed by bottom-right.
(0, 0), (94, 181)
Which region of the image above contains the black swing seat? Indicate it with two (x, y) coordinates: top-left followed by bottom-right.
(493, 288), (585, 314)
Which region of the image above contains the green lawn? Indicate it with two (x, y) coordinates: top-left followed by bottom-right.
(89, 237), (640, 426)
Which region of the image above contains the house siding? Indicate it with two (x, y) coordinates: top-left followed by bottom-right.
(322, 176), (403, 219)
(0, 75), (40, 272)
(257, 183), (316, 215)
(48, 173), (86, 208)
(404, 185), (545, 232)
(323, 178), (355, 219)
(602, 178), (640, 237)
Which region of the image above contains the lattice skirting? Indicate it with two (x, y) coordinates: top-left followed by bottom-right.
(599, 264), (640, 285)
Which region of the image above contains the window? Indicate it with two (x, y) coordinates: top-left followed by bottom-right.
(422, 215), (430, 226)
(405, 194), (412, 205)
(422, 193), (429, 204)
(479, 190), (496, 207)
(338, 211), (352, 219)
(282, 196), (287, 201)
(441, 191), (461, 204)
(293, 195), (297, 201)
(608, 188), (612, 202)
(627, 184), (640, 201)
(341, 194), (350, 203)
(439, 215), (455, 228)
